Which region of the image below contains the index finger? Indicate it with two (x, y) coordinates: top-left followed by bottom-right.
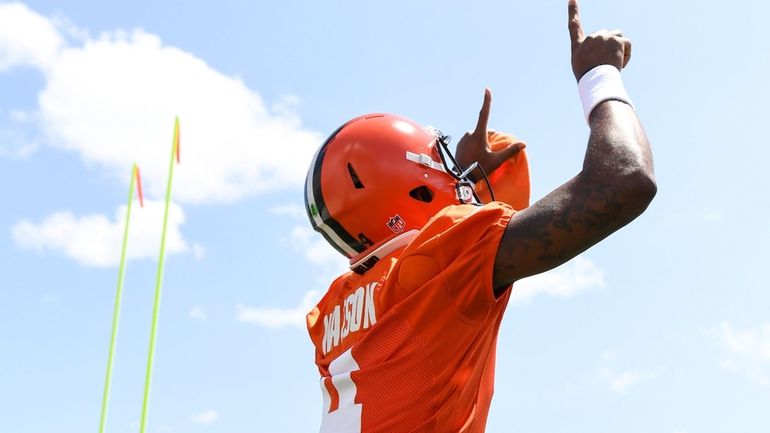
(475, 88), (492, 135)
(568, 0), (584, 47)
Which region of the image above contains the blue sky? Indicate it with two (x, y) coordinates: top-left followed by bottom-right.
(1, 1), (769, 432)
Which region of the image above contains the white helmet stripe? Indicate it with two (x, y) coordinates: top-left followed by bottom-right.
(306, 145), (359, 257)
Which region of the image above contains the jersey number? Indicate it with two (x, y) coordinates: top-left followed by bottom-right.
(319, 348), (362, 433)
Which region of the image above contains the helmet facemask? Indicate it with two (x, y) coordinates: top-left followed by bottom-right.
(427, 127), (496, 204)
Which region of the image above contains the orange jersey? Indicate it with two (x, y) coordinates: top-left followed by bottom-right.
(306, 202), (515, 433)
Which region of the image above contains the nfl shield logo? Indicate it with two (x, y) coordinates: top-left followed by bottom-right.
(387, 215), (406, 233)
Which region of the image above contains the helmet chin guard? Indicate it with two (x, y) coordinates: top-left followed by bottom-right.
(426, 126), (495, 205)
(305, 114), (492, 274)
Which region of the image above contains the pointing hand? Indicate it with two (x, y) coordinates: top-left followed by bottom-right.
(568, 0), (632, 81)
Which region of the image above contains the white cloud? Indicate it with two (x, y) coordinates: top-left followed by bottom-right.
(49, 13), (90, 43)
(237, 290), (322, 329)
(672, 430), (690, 433)
(9, 109), (34, 123)
(37, 29), (321, 204)
(191, 243), (206, 260)
(511, 255), (605, 304)
(0, 2), (63, 71)
(600, 367), (642, 394)
(190, 306), (207, 321)
(290, 225), (348, 270)
(239, 224), (345, 331)
(268, 203), (307, 220)
(600, 349), (617, 363)
(0, 124), (38, 158)
(598, 349), (650, 394)
(190, 410), (219, 425)
(0, 109), (40, 159)
(0, 4), (323, 204)
(714, 321), (770, 386)
(12, 199), (189, 267)
(5, 5), (326, 266)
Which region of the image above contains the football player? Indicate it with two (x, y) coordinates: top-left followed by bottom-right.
(303, 1), (656, 431)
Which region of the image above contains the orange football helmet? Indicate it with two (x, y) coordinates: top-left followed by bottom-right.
(305, 113), (486, 273)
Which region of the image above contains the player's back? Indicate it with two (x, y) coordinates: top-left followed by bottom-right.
(307, 204), (514, 433)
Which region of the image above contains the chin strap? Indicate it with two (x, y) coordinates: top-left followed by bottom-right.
(350, 230), (419, 274)
(428, 127), (496, 204)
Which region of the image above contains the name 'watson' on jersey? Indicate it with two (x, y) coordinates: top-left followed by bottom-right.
(321, 282), (378, 355)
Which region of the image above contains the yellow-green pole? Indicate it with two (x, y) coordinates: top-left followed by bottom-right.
(139, 118), (180, 433)
(99, 163), (143, 433)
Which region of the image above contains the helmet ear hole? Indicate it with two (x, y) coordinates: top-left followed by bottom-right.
(347, 163), (365, 189)
(409, 185), (434, 203)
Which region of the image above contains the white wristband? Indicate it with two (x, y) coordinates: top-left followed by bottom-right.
(578, 64), (634, 123)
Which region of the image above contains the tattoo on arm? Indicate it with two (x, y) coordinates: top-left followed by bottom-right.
(493, 179), (631, 292)
(493, 102), (655, 295)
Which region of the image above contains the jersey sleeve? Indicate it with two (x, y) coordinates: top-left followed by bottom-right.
(474, 131), (531, 211)
(396, 202), (515, 322)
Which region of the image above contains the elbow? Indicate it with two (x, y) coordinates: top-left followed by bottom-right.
(620, 169), (657, 214)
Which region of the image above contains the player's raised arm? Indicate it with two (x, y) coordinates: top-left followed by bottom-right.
(491, 0), (656, 293)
